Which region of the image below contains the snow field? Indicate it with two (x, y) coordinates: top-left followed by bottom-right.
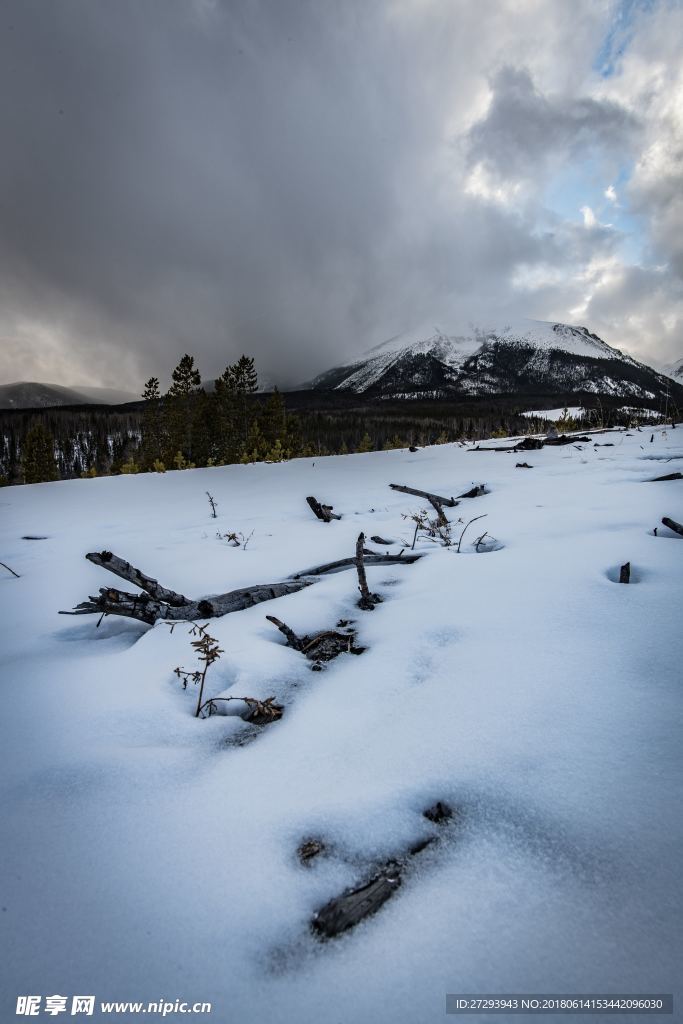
(0, 426), (681, 1022)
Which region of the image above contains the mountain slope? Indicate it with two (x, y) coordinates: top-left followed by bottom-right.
(0, 381), (139, 409)
(311, 319), (679, 403)
(663, 358), (683, 383)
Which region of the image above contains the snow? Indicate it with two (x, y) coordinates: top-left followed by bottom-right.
(312, 318), (642, 394)
(1, 428), (682, 1022)
(521, 406), (586, 421)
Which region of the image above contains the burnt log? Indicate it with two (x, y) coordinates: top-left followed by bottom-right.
(306, 496), (341, 522)
(389, 483), (458, 507)
(650, 472), (683, 482)
(619, 562), (631, 584)
(516, 462), (533, 469)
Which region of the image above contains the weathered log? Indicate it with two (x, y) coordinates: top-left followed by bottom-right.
(311, 800), (455, 939)
(619, 562), (631, 584)
(389, 483), (458, 507)
(662, 516), (683, 537)
(516, 462), (533, 469)
(650, 472), (683, 482)
(64, 545), (423, 625)
(370, 535), (394, 545)
(63, 581), (313, 624)
(356, 533), (380, 610)
(85, 551), (189, 606)
(458, 483), (486, 498)
(312, 861), (402, 939)
(306, 496), (341, 522)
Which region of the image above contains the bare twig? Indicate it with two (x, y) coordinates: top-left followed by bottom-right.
(456, 514), (487, 553)
(0, 561), (20, 578)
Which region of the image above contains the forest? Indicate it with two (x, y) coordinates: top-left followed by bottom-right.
(0, 352), (663, 484)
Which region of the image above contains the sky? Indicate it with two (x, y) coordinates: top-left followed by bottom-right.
(0, 0), (682, 390)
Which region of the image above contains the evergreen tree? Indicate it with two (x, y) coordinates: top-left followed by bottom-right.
(356, 432), (373, 453)
(228, 355), (258, 449)
(165, 355), (202, 461)
(22, 423), (58, 483)
(140, 377), (166, 469)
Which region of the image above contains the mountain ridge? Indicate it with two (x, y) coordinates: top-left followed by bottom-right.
(310, 319), (679, 405)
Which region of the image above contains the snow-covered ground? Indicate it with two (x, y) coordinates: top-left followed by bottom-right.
(1, 426), (682, 1022)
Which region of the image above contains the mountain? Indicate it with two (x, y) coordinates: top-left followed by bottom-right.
(663, 358), (683, 383)
(0, 381), (139, 409)
(310, 319), (680, 404)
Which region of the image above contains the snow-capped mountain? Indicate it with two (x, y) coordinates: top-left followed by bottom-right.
(310, 319), (679, 402)
(0, 381), (139, 409)
(663, 358), (683, 383)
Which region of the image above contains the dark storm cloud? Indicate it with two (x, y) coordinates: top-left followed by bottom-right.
(467, 65), (640, 183)
(0, 0), (678, 386)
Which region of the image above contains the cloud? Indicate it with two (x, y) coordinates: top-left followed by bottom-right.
(0, 0), (680, 388)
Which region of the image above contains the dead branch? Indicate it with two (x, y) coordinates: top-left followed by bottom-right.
(292, 550), (421, 579)
(427, 496), (448, 526)
(662, 516), (683, 537)
(389, 483), (458, 507)
(0, 561), (20, 578)
(306, 496), (342, 522)
(198, 695), (283, 724)
(516, 462), (533, 469)
(650, 472), (683, 482)
(85, 551), (189, 606)
(356, 532), (380, 610)
(265, 615), (304, 651)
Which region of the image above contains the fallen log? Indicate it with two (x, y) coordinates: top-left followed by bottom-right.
(662, 516), (683, 537)
(516, 462), (533, 469)
(63, 581), (312, 625)
(306, 496), (341, 522)
(389, 483), (458, 507)
(545, 435), (591, 446)
(650, 472), (683, 482)
(63, 545), (422, 624)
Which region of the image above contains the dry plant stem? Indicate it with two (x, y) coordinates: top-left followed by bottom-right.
(0, 561), (20, 578)
(457, 514), (487, 553)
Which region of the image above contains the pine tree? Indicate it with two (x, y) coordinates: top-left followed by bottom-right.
(356, 432), (373, 453)
(165, 355), (202, 461)
(22, 423), (58, 483)
(228, 355), (258, 449)
(140, 377), (166, 469)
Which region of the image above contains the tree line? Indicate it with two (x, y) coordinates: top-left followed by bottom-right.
(0, 351), (654, 485)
